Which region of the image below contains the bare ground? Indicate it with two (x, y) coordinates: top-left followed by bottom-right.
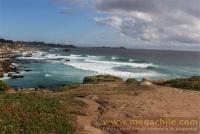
(62, 82), (200, 134)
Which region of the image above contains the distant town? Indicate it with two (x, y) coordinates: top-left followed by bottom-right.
(0, 38), (76, 52)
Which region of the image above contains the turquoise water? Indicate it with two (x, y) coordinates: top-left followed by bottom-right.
(3, 47), (200, 88)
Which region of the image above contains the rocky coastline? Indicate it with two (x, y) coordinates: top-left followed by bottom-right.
(0, 58), (18, 78)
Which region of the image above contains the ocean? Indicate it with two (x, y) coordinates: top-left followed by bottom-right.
(2, 47), (200, 88)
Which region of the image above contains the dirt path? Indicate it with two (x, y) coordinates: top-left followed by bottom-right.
(76, 97), (107, 134)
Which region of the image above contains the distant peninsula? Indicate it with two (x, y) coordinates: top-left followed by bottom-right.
(0, 38), (76, 50)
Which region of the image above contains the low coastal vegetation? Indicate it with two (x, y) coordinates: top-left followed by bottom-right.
(0, 80), (10, 92)
(0, 86), (84, 133)
(125, 78), (139, 84)
(83, 75), (123, 84)
(58, 83), (81, 91)
(162, 76), (200, 91)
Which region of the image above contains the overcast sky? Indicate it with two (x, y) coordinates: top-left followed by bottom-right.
(1, 0), (200, 50)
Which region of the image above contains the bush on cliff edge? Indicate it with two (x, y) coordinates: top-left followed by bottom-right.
(163, 76), (200, 91)
(83, 75), (123, 84)
(0, 80), (10, 92)
(125, 78), (138, 84)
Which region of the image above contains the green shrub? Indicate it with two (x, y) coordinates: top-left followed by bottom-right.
(83, 75), (123, 84)
(164, 76), (200, 91)
(125, 78), (138, 84)
(0, 80), (10, 92)
(83, 76), (98, 84)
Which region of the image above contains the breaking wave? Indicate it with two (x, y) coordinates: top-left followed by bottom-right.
(16, 51), (163, 79)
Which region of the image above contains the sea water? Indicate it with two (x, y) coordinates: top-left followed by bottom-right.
(3, 47), (200, 88)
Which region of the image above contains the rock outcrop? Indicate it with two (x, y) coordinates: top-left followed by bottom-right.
(0, 59), (18, 78)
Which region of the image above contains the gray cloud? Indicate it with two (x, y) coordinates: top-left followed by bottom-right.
(94, 0), (200, 44)
(52, 0), (200, 46)
(59, 7), (74, 14)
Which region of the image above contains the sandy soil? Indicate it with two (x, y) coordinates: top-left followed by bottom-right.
(68, 82), (200, 134)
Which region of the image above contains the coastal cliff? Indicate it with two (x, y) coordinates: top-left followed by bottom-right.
(0, 75), (200, 134)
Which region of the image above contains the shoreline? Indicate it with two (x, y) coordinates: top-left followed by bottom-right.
(0, 54), (199, 90)
(0, 47), (200, 90)
(1, 74), (200, 93)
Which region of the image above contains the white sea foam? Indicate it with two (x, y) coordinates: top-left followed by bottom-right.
(85, 59), (154, 68)
(65, 61), (161, 79)
(18, 51), (71, 61)
(111, 56), (117, 60)
(129, 59), (135, 62)
(17, 52), (161, 79)
(87, 55), (98, 58)
(18, 51), (47, 60)
(0, 73), (9, 80)
(64, 54), (162, 79)
(45, 74), (52, 77)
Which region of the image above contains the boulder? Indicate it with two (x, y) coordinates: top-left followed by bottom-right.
(140, 80), (154, 86)
(25, 53), (33, 57)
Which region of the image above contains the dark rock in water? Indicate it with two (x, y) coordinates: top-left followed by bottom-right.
(8, 73), (13, 77)
(63, 48), (70, 52)
(25, 53), (33, 57)
(65, 59), (70, 62)
(11, 75), (24, 79)
(16, 71), (20, 74)
(15, 59), (20, 62)
(24, 69), (32, 72)
(41, 54), (46, 56)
